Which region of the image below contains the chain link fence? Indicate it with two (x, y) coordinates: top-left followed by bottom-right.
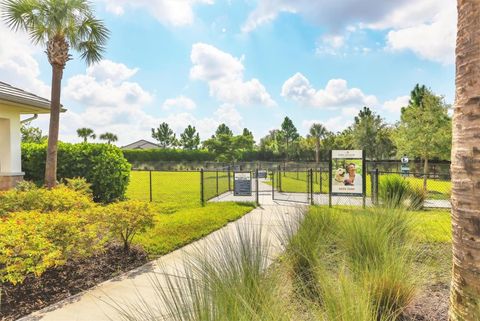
(127, 166), (451, 209)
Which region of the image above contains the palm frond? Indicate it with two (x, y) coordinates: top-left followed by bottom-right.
(2, 0), (109, 65)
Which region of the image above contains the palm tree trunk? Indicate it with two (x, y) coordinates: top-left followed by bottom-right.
(44, 65), (63, 188)
(315, 140), (320, 164)
(423, 157), (428, 191)
(449, 1), (480, 320)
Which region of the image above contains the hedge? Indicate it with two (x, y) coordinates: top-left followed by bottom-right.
(122, 148), (216, 162)
(22, 143), (131, 203)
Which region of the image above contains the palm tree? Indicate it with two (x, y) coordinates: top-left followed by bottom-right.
(77, 128), (96, 143)
(449, 1), (480, 320)
(99, 132), (118, 144)
(308, 123), (328, 164)
(2, 0), (109, 188)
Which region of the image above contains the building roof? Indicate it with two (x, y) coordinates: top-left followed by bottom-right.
(0, 81), (66, 114)
(121, 140), (159, 150)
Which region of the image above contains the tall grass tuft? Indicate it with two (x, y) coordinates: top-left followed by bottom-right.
(282, 207), (338, 301)
(114, 224), (288, 321)
(379, 175), (426, 210)
(283, 207), (422, 320)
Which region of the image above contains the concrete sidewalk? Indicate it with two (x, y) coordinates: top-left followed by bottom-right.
(20, 191), (306, 321)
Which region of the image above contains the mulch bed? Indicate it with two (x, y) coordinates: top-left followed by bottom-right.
(1, 244), (148, 321)
(404, 283), (449, 321)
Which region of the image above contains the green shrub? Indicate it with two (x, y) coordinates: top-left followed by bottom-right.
(122, 148), (215, 162)
(0, 184), (94, 216)
(0, 210), (105, 285)
(102, 200), (155, 251)
(64, 177), (93, 197)
(22, 142), (131, 203)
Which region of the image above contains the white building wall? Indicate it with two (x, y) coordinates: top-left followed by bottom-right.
(0, 106), (22, 173)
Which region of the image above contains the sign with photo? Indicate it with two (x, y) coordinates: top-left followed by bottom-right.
(330, 150), (364, 196)
(234, 172), (252, 196)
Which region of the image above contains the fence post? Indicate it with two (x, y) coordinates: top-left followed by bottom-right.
(200, 169), (205, 206)
(328, 150), (332, 208)
(228, 166), (231, 191)
(278, 165), (282, 192)
(310, 168), (314, 205)
(149, 170), (153, 202)
(375, 168), (379, 205)
(272, 169), (275, 200)
(255, 169), (259, 206)
(216, 170), (219, 196)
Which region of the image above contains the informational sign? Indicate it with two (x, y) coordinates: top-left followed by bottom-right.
(401, 155), (410, 176)
(330, 150), (364, 196)
(257, 170), (267, 179)
(234, 172), (252, 196)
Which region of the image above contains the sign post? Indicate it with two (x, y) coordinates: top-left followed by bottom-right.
(234, 172), (252, 196)
(329, 150), (365, 206)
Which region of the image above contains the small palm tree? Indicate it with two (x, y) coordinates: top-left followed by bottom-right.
(2, 0), (109, 188)
(99, 132), (118, 144)
(77, 128), (96, 142)
(308, 123), (328, 164)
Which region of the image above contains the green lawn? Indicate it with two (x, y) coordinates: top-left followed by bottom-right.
(127, 171), (253, 257)
(308, 206), (451, 243)
(135, 202), (255, 256)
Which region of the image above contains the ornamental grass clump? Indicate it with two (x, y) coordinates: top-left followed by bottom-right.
(282, 207), (421, 321)
(113, 225), (288, 321)
(379, 175), (426, 210)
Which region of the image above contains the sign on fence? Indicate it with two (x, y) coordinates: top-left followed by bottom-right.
(330, 150), (365, 196)
(257, 170), (267, 179)
(234, 172), (252, 196)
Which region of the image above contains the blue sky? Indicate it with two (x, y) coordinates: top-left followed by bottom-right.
(0, 0), (456, 145)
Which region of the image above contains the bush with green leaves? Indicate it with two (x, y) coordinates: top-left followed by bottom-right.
(122, 148), (215, 162)
(0, 184), (95, 216)
(101, 200), (155, 251)
(379, 175), (426, 210)
(0, 210), (106, 285)
(22, 142), (131, 203)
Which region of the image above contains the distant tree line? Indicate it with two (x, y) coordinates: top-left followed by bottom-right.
(22, 84), (452, 168)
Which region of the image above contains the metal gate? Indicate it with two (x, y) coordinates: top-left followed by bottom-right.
(272, 166), (313, 204)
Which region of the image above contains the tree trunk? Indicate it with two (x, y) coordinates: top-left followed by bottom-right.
(423, 157), (429, 191)
(44, 65), (63, 188)
(286, 139), (289, 162)
(315, 140), (320, 164)
(449, 1), (480, 320)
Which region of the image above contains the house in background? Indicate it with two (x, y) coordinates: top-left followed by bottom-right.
(121, 139), (159, 150)
(0, 81), (57, 190)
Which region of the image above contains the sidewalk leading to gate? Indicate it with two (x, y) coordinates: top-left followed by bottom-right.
(20, 193), (307, 321)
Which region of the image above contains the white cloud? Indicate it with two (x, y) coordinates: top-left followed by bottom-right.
(86, 59), (139, 83)
(214, 103), (243, 131)
(0, 23), (50, 98)
(302, 108), (358, 133)
(242, 0), (412, 33)
(281, 72), (378, 109)
(382, 95), (409, 114)
(315, 34), (346, 56)
(243, 0), (456, 64)
(162, 96), (197, 110)
(190, 43), (276, 107)
(99, 0), (214, 26)
(32, 59), (245, 145)
(385, 2), (456, 65)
